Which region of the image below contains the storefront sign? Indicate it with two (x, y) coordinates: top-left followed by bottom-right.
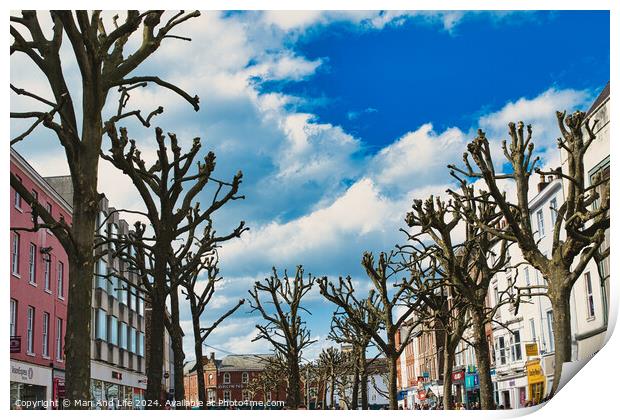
(10, 336), (21, 353)
(526, 359), (545, 385)
(452, 370), (465, 382)
(465, 373), (479, 389)
(12, 364), (34, 381)
(525, 343), (539, 357)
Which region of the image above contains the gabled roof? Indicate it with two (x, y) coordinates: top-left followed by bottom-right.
(586, 81), (610, 117)
(220, 354), (274, 370)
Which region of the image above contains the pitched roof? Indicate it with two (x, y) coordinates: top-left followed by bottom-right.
(586, 81), (610, 117)
(220, 354), (274, 370)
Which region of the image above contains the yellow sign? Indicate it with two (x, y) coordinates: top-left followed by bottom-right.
(525, 359), (545, 385)
(525, 343), (539, 357)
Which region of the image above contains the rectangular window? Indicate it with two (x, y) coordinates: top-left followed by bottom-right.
(14, 175), (22, 209)
(108, 316), (118, 345)
(137, 332), (145, 356)
(585, 272), (595, 318)
(57, 262), (64, 298)
(546, 311), (554, 352)
(493, 286), (500, 307)
(530, 319), (537, 344)
(42, 312), (50, 357)
(10, 299), (17, 337)
(95, 309), (107, 340)
(129, 327), (136, 353)
(549, 198), (558, 225)
(44, 257), (51, 291)
(119, 322), (128, 350)
(12, 233), (20, 275)
(536, 210), (545, 237)
(27, 306), (35, 354)
(45, 202), (53, 234)
(56, 318), (63, 361)
(28, 243), (37, 284)
(524, 267), (530, 287)
(512, 330), (522, 361)
(498, 337), (506, 365)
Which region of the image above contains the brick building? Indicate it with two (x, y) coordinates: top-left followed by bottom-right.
(10, 149), (70, 409)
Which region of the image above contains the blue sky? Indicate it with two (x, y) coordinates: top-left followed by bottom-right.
(10, 10), (609, 360)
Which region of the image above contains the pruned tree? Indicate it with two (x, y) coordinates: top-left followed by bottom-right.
(10, 10), (200, 405)
(179, 252), (245, 408)
(248, 354), (287, 405)
(319, 251), (426, 409)
(448, 113), (610, 395)
(317, 347), (345, 409)
(100, 122), (245, 405)
(249, 266), (316, 409)
(328, 299), (381, 409)
(405, 193), (511, 409)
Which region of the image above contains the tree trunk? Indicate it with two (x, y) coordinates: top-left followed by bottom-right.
(549, 283), (573, 397)
(442, 333), (455, 410)
(360, 352), (368, 409)
(471, 308), (494, 410)
(145, 290), (166, 407)
(287, 355), (301, 408)
(351, 356), (360, 410)
(189, 295), (207, 409)
(329, 372), (335, 409)
(64, 165), (99, 408)
(170, 285), (186, 407)
(387, 354), (398, 410)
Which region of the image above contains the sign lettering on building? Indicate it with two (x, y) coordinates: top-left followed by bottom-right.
(525, 343), (539, 357)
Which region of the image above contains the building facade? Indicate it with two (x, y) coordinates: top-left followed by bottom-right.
(10, 150), (70, 409)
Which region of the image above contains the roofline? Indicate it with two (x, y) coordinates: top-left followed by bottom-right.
(10, 147), (73, 215)
(528, 178), (562, 211)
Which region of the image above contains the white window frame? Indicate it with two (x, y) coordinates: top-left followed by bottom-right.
(14, 175), (22, 210)
(223, 390), (231, 401)
(57, 261), (64, 299)
(44, 257), (51, 292)
(42, 312), (50, 357)
(223, 372), (231, 384)
(549, 197), (558, 225)
(529, 318), (537, 344)
(546, 310), (554, 352)
(56, 318), (63, 361)
(10, 299), (17, 336)
(27, 306), (35, 355)
(12, 232), (20, 276)
(584, 272), (595, 319)
(536, 209), (545, 237)
(242, 372), (249, 384)
(28, 243), (37, 285)
(45, 202), (53, 234)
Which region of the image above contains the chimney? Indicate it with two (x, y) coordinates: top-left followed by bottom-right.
(210, 352), (215, 361)
(537, 173), (549, 193)
(555, 167), (562, 180)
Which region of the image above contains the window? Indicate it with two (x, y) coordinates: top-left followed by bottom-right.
(27, 306), (35, 354)
(137, 292), (144, 316)
(549, 198), (558, 225)
(242, 372), (249, 384)
(44, 257), (51, 291)
(524, 267), (530, 287)
(108, 316), (118, 345)
(223, 391), (231, 401)
(129, 327), (136, 353)
(208, 389), (216, 402)
(585, 272), (595, 318)
(95, 258), (107, 290)
(10, 299), (17, 337)
(137, 332), (144, 356)
(546, 311), (554, 352)
(530, 319), (537, 344)
(45, 203), (52, 233)
(14, 175), (22, 209)
(57, 262), (64, 298)
(242, 390), (250, 401)
(56, 318), (63, 361)
(493, 285), (500, 307)
(42, 312), (50, 357)
(497, 337), (506, 365)
(536, 210), (545, 237)
(108, 223), (118, 251)
(511, 330), (522, 361)
(119, 322), (128, 349)
(106, 267), (116, 296)
(223, 373), (231, 384)
(95, 309), (107, 340)
(28, 243), (37, 284)
(11, 233), (20, 275)
(97, 211), (107, 235)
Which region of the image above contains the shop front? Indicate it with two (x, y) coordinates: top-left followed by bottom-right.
(10, 360), (53, 409)
(90, 361), (146, 409)
(52, 369), (66, 410)
(464, 367), (479, 408)
(526, 359), (546, 405)
(451, 369), (465, 406)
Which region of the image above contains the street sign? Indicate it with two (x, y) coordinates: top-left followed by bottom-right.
(525, 343), (539, 357)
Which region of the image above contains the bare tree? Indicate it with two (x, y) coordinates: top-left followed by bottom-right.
(100, 122), (245, 405)
(405, 194), (511, 409)
(10, 10), (200, 405)
(249, 266), (316, 409)
(448, 113), (610, 395)
(328, 300), (381, 409)
(319, 251), (426, 409)
(179, 253), (245, 408)
(247, 354), (287, 405)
